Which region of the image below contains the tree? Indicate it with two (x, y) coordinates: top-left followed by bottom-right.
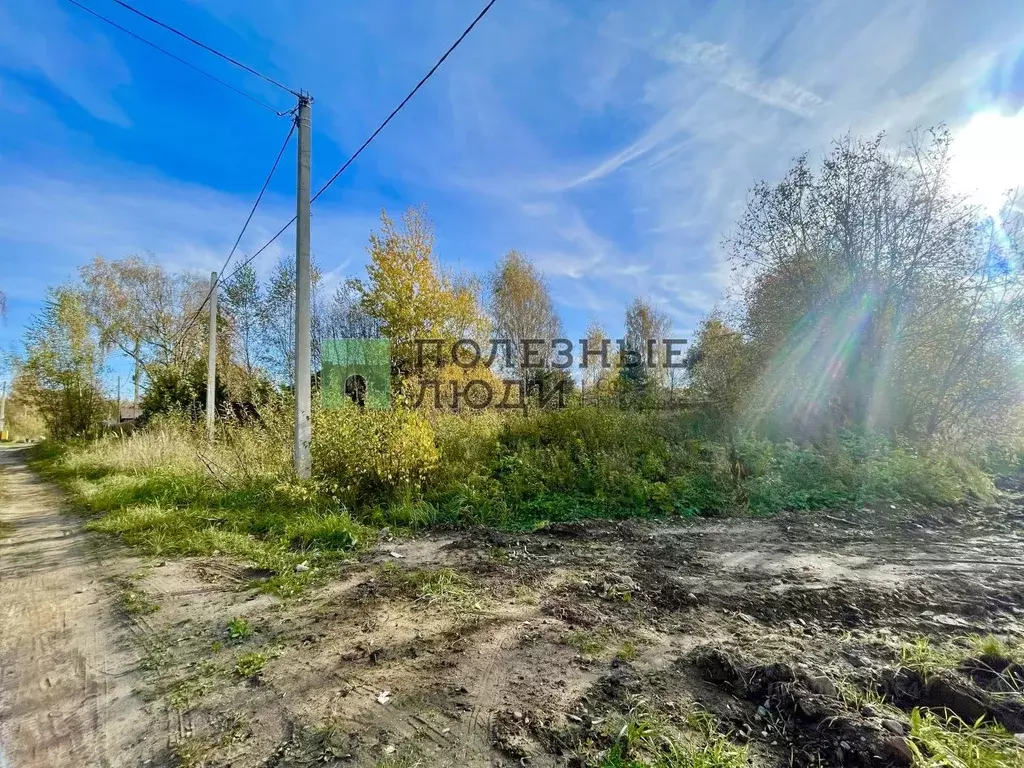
(727, 129), (1024, 441)
(488, 250), (562, 378)
(140, 358), (228, 421)
(322, 279), (381, 341)
(256, 254), (325, 385)
(686, 315), (750, 420)
(353, 207), (488, 377)
(221, 263), (262, 378)
(620, 297), (671, 400)
(78, 255), (207, 403)
(21, 288), (106, 438)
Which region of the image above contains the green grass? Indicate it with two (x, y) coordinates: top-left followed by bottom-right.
(899, 635), (1024, 679)
(30, 427), (370, 596)
(594, 705), (747, 768)
(561, 630), (607, 660)
(117, 584), (159, 616)
(376, 563), (484, 611)
(234, 651), (267, 678)
(616, 642), (639, 662)
(907, 709), (1023, 767)
(29, 406), (997, 586)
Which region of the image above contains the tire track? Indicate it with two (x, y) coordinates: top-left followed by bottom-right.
(0, 446), (164, 766)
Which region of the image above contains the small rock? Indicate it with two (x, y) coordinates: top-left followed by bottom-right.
(882, 719), (904, 735)
(383, 745), (396, 755)
(513, 711), (523, 720)
(806, 675), (837, 697)
(840, 740), (851, 750)
(1015, 733), (1024, 746)
(757, 705), (769, 718)
(295, 562), (310, 573)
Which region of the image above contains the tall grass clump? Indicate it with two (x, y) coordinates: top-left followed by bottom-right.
(736, 430), (993, 514)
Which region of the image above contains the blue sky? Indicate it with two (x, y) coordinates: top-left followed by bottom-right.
(2, 0), (1024, 386)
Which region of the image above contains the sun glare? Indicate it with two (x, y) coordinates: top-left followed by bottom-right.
(947, 110), (1024, 214)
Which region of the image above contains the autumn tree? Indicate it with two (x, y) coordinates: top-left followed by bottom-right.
(686, 315), (749, 420)
(221, 263), (262, 378)
(78, 255), (207, 403)
(728, 129), (1024, 441)
(488, 250), (562, 378)
(352, 208), (488, 378)
(620, 297), (671, 399)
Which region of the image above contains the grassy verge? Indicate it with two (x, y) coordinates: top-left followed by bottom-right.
(30, 407), (995, 589)
(30, 420), (370, 596)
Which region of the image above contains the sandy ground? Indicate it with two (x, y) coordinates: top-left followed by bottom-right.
(0, 446), (166, 767)
(1, 446), (1023, 766)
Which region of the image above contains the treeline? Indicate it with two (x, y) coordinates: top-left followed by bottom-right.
(9, 128), (1024, 459)
(690, 130), (1024, 452)
(9, 206), (678, 435)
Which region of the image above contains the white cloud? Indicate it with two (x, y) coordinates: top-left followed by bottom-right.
(0, 159), (377, 302)
(0, 0), (132, 125)
(662, 37), (827, 118)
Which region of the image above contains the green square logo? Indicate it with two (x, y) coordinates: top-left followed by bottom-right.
(322, 339), (391, 409)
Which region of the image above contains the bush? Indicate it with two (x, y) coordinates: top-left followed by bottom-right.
(313, 406), (439, 509)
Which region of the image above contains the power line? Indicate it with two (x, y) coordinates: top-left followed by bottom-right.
(61, 0), (288, 115)
(221, 0), (500, 283)
(112, 0), (301, 98)
(176, 119), (297, 344)
(311, 0), (498, 204)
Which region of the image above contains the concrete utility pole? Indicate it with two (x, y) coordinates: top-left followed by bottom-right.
(0, 381), (7, 440)
(206, 271), (218, 442)
(293, 94), (313, 478)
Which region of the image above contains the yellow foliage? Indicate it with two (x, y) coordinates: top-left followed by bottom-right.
(352, 208), (489, 375)
(313, 406), (439, 506)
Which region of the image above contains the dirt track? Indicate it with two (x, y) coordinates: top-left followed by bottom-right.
(0, 446), (164, 767)
(1, 448), (1023, 766)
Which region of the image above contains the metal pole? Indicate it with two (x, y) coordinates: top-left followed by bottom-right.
(293, 94), (312, 478)
(206, 271), (218, 442)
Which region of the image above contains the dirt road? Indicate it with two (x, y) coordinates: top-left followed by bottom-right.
(0, 446), (162, 767)
(2, 446), (1023, 766)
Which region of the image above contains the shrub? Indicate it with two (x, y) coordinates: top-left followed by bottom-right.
(313, 406), (439, 508)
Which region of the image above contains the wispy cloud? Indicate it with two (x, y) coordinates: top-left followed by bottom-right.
(662, 37), (827, 118)
(0, 0), (131, 125)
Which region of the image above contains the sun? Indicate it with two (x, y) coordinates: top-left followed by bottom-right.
(947, 110), (1024, 215)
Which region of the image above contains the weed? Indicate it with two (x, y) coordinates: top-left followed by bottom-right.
(561, 630), (606, 660)
(377, 563), (483, 611)
(597, 702), (747, 768)
(0, 520), (13, 539)
(235, 651), (267, 678)
(226, 617), (254, 643)
(616, 642), (638, 662)
(899, 635), (1024, 680)
(899, 637), (962, 679)
(907, 708), (1023, 767)
(171, 735), (214, 768)
(168, 674), (214, 711)
(117, 585), (159, 616)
